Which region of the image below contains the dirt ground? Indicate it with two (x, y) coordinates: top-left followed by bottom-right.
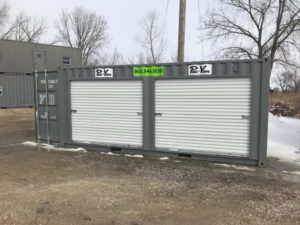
(0, 109), (299, 225)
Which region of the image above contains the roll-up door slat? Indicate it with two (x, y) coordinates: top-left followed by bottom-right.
(155, 78), (251, 156)
(71, 81), (142, 147)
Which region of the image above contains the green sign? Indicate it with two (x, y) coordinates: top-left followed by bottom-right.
(133, 66), (164, 77)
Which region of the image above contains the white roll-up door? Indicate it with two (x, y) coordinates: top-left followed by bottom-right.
(71, 81), (143, 147)
(155, 78), (251, 157)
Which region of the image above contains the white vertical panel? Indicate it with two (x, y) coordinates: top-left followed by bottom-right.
(71, 81), (143, 147)
(155, 78), (252, 157)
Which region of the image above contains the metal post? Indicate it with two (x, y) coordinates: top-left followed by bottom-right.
(35, 70), (40, 142)
(45, 69), (50, 143)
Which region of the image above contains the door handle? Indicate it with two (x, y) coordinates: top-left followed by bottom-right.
(71, 110), (77, 113)
(155, 113), (163, 117)
(136, 112), (143, 116)
(241, 115), (250, 119)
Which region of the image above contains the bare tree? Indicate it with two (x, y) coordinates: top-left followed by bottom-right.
(126, 56), (137, 65)
(290, 69), (300, 92)
(0, 0), (10, 38)
(297, 77), (300, 92)
(199, 0), (300, 71)
(274, 71), (294, 92)
(280, 65), (300, 92)
(169, 52), (178, 62)
(7, 12), (47, 42)
(136, 10), (166, 64)
(93, 48), (125, 65)
(55, 7), (109, 65)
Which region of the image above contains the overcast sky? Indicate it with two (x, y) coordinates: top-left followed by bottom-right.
(8, 0), (213, 62)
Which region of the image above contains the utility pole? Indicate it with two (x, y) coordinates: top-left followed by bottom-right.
(177, 0), (186, 63)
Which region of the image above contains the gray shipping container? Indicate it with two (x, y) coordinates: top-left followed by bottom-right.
(0, 73), (34, 108)
(35, 58), (271, 166)
(0, 39), (82, 73)
(0, 39), (82, 108)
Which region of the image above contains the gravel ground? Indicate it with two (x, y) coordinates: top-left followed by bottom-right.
(0, 109), (299, 225)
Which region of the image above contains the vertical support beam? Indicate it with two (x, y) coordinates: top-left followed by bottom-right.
(34, 70), (40, 142)
(143, 78), (155, 150)
(258, 58), (271, 166)
(57, 68), (64, 145)
(249, 62), (260, 160)
(58, 68), (72, 145)
(45, 69), (50, 143)
(177, 0), (186, 63)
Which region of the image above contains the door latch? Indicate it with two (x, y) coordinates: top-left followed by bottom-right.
(241, 115), (250, 119)
(155, 113), (163, 117)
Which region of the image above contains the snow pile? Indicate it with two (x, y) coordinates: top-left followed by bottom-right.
(100, 152), (144, 158)
(22, 141), (38, 147)
(214, 163), (256, 172)
(282, 171), (300, 175)
(124, 154), (144, 158)
(100, 152), (120, 156)
(22, 141), (87, 153)
(268, 113), (300, 165)
(159, 157), (170, 161)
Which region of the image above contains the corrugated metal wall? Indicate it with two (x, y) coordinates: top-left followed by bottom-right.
(35, 72), (60, 142)
(0, 73), (34, 108)
(36, 72), (59, 142)
(0, 39), (82, 73)
(0, 40), (82, 109)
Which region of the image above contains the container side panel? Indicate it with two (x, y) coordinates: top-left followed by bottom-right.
(0, 74), (34, 108)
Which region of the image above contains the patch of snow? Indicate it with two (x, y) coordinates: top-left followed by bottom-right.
(57, 147), (86, 153)
(214, 163), (255, 172)
(22, 141), (87, 153)
(268, 141), (299, 164)
(214, 163), (232, 168)
(22, 141), (38, 147)
(268, 113), (300, 165)
(101, 152), (120, 156)
(159, 157), (170, 161)
(282, 171), (300, 176)
(234, 166), (256, 172)
(174, 160), (181, 163)
(124, 154), (144, 158)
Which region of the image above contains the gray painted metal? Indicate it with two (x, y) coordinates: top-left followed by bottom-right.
(35, 71), (59, 142)
(0, 39), (82, 73)
(35, 58), (271, 166)
(0, 73), (34, 108)
(0, 39), (82, 108)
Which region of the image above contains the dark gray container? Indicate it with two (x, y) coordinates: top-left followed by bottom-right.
(0, 39), (82, 73)
(36, 58), (271, 166)
(0, 73), (34, 108)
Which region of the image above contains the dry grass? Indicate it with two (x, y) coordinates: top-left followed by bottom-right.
(269, 92), (300, 118)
